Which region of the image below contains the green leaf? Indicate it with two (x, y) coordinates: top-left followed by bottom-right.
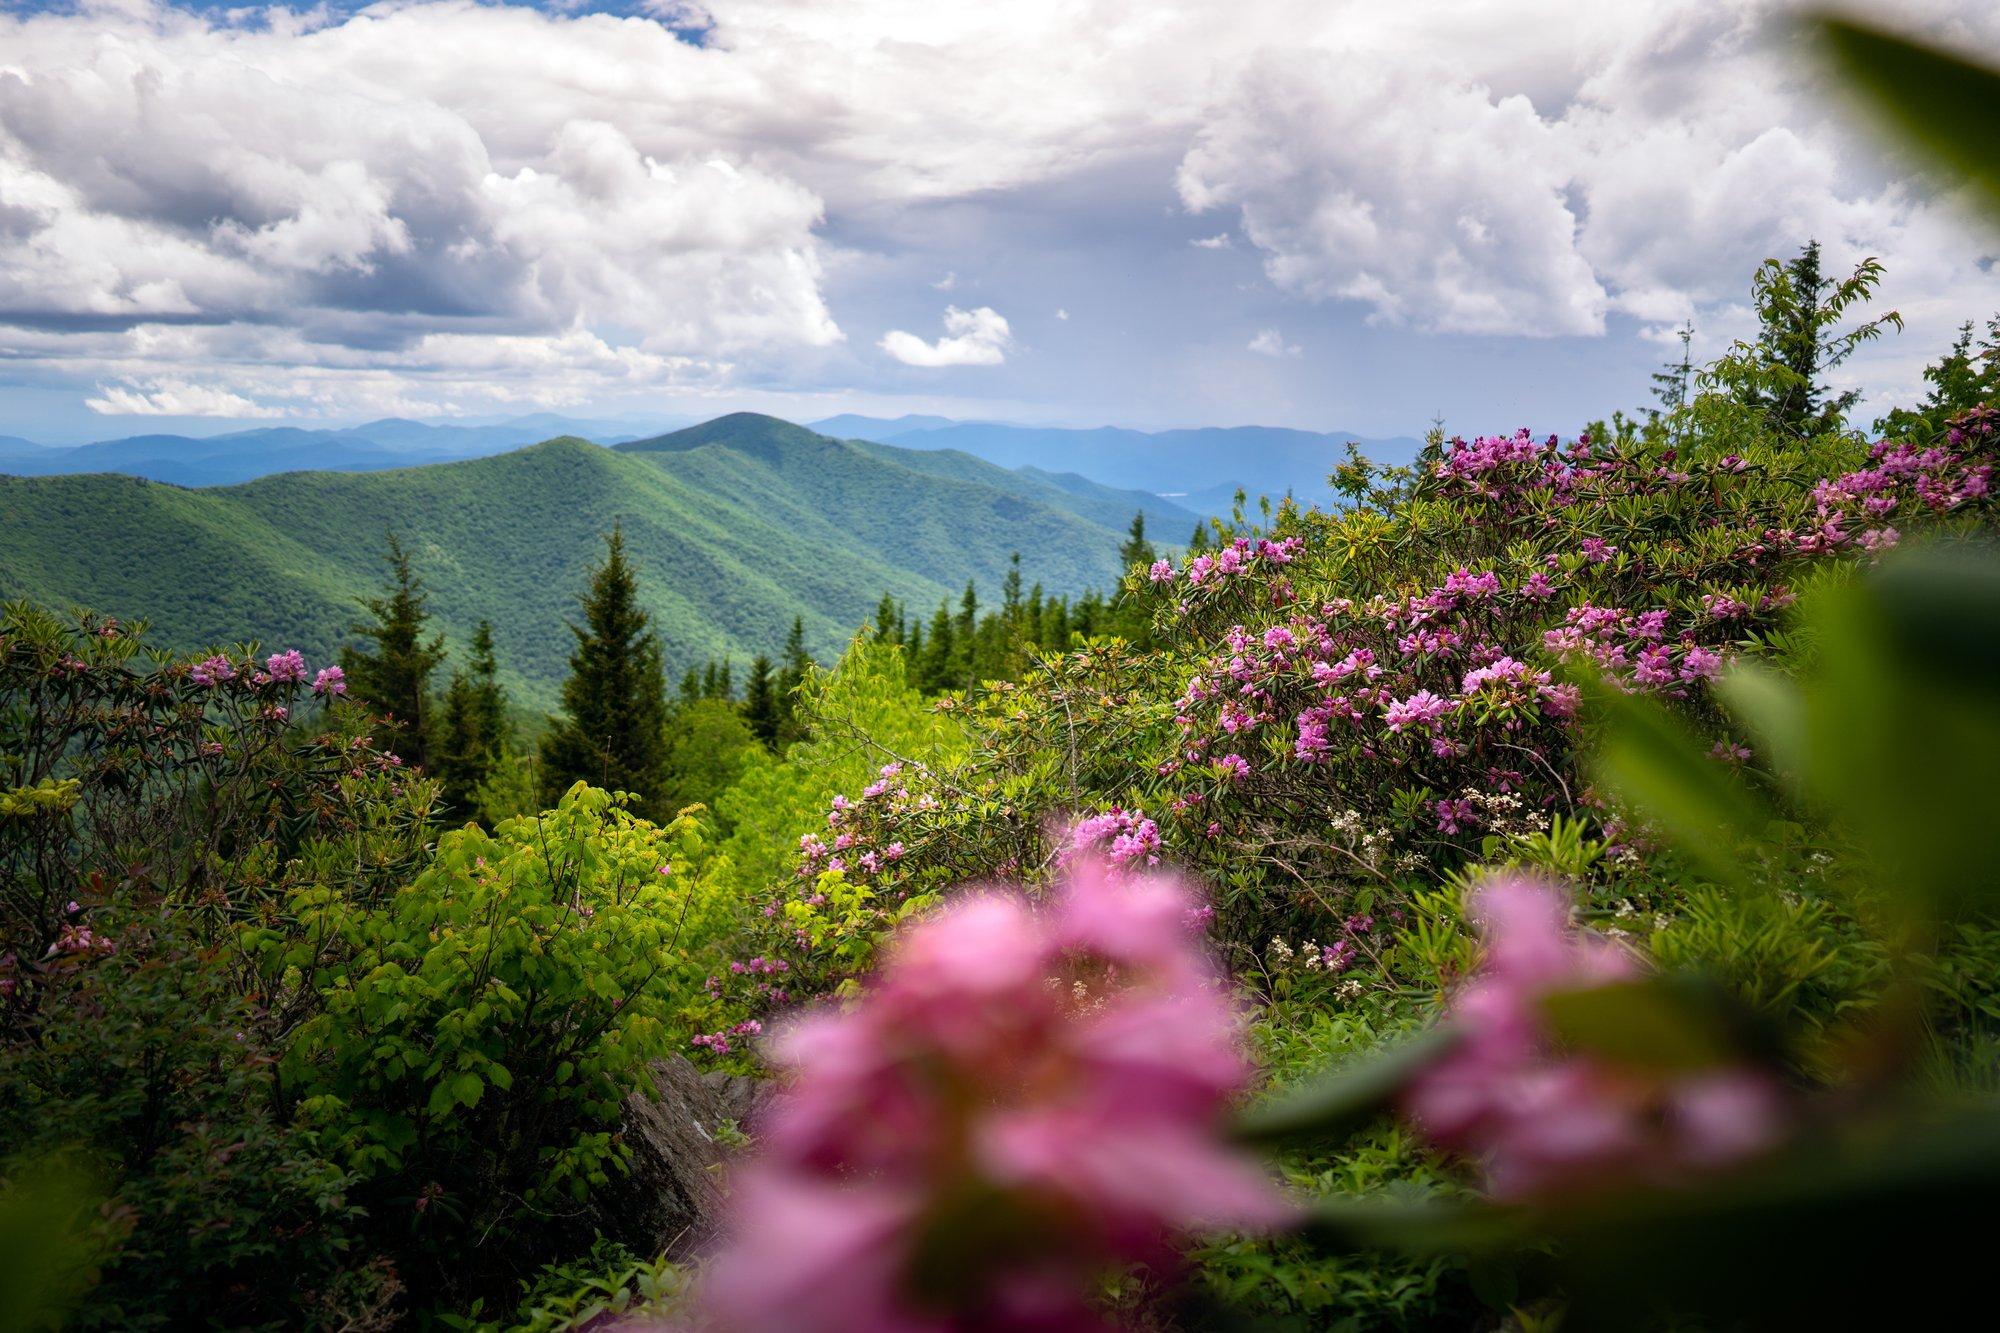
(1540, 976), (1747, 1073)
(1586, 679), (1773, 887)
(452, 1072), (484, 1108)
(1810, 15), (2000, 218)
(1235, 1026), (1458, 1145)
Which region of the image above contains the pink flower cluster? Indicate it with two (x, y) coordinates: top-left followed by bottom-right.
(1064, 808), (1162, 868)
(702, 861), (1287, 1332)
(190, 655), (236, 687)
(1541, 604), (1727, 692)
(1152, 536), (1303, 594)
(1403, 876), (1784, 1199)
(692, 1018), (765, 1057)
(264, 648), (307, 684)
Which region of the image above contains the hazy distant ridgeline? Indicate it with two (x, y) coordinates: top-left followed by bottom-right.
(0, 414), (680, 488)
(1, 411), (1417, 509)
(0, 415), (1194, 712)
(812, 415), (1426, 509)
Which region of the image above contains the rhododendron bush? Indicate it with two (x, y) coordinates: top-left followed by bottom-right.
(714, 409), (2000, 1007)
(688, 545), (2000, 1330)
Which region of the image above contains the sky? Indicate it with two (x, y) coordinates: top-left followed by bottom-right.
(1, 0), (1998, 443)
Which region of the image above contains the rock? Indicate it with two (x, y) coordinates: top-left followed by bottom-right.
(591, 1056), (771, 1258)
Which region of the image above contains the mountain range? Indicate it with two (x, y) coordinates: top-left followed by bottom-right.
(809, 416), (1424, 509)
(0, 414), (688, 488)
(0, 414), (1191, 711)
(1, 412), (1421, 510)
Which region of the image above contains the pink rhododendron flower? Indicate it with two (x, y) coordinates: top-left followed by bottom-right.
(702, 861), (1289, 1332)
(311, 665), (346, 696)
(264, 648), (307, 683)
(190, 655), (235, 687)
(1402, 876), (1785, 1200)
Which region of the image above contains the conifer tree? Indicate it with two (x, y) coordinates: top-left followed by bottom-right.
(872, 593), (902, 643)
(341, 531), (446, 769)
(743, 653), (781, 749)
(434, 620), (508, 814)
(1118, 512), (1156, 572)
(1709, 240), (1901, 439)
(919, 600), (956, 694)
(538, 526), (669, 815)
(775, 617), (813, 746)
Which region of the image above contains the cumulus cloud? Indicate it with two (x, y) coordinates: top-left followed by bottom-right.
(1175, 0), (2000, 362)
(879, 306), (1013, 367)
(1247, 328), (1300, 357)
(3, 0), (2000, 419)
(85, 380), (287, 418)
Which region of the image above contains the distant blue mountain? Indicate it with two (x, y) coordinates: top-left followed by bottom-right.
(811, 417), (1423, 511)
(0, 415), (683, 486)
(808, 413), (959, 441)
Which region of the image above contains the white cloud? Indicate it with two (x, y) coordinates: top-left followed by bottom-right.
(879, 305), (1013, 367)
(4, 0), (2000, 419)
(85, 380), (287, 418)
(1247, 328), (1300, 357)
(932, 271), (959, 291)
(1055, 308), (1070, 321)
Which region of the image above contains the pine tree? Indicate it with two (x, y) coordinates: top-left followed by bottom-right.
(919, 600), (955, 694)
(433, 620), (508, 814)
(1711, 240), (1902, 439)
(775, 617), (813, 746)
(341, 532), (446, 770)
(1188, 522), (1210, 553)
(743, 653), (780, 749)
(1877, 314), (2000, 438)
(872, 593), (902, 643)
(538, 526), (669, 815)
(1118, 512), (1156, 572)
(1650, 321), (1696, 435)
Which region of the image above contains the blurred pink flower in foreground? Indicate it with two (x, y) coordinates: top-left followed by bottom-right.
(1403, 876), (1785, 1200)
(702, 859), (1290, 1332)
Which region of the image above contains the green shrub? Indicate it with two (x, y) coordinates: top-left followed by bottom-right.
(261, 783), (726, 1297)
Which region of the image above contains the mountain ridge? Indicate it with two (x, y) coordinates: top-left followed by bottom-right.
(0, 417), (1168, 712)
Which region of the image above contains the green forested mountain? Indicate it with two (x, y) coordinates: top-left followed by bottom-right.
(0, 414), (1188, 710)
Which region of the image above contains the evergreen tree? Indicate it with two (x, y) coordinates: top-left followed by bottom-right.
(340, 532), (446, 770)
(872, 593), (902, 643)
(538, 526), (669, 815)
(679, 667), (701, 704)
(433, 620), (508, 814)
(1709, 240), (1902, 439)
(743, 654), (781, 749)
(1002, 553), (1023, 622)
(1877, 314), (2000, 438)
(1188, 522), (1210, 553)
(919, 600), (956, 694)
(776, 617), (813, 746)
(1118, 512), (1156, 572)
(1650, 321), (1696, 444)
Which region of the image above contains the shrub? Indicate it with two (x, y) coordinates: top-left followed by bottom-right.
(261, 783), (728, 1298)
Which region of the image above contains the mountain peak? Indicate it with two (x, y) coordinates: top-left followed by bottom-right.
(615, 412), (833, 457)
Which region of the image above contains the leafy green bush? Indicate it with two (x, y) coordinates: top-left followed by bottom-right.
(261, 783), (728, 1296)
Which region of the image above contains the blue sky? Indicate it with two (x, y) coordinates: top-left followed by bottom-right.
(1, 0), (1996, 444)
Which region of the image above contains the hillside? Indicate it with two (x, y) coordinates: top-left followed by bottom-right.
(0, 416), (1158, 711)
